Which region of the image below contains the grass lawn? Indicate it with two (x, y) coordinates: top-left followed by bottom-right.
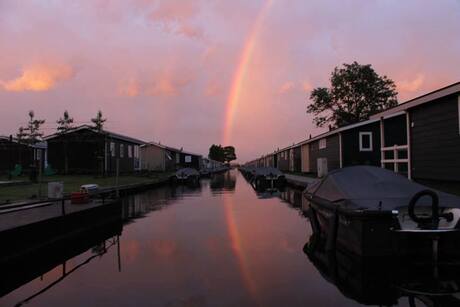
(0, 173), (171, 203)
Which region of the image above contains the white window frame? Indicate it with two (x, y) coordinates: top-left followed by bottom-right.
(110, 142), (115, 157)
(128, 145), (133, 158)
(359, 132), (373, 152)
(185, 155), (192, 163)
(319, 138), (327, 149)
(120, 144), (124, 158)
(134, 145), (139, 159)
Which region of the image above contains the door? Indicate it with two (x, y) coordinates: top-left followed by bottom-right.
(317, 157), (328, 177)
(301, 144), (310, 172)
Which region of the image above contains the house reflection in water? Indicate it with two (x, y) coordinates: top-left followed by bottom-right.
(0, 216), (123, 303)
(210, 172), (236, 194)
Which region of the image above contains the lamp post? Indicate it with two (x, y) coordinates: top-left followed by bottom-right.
(8, 135), (12, 181)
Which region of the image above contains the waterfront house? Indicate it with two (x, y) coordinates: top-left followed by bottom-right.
(276, 147), (290, 171)
(248, 81), (460, 181)
(370, 81), (460, 181)
(140, 142), (175, 172)
(140, 142), (202, 171)
(172, 147), (202, 170)
(45, 125), (144, 174)
(201, 157), (225, 170)
(0, 136), (47, 175)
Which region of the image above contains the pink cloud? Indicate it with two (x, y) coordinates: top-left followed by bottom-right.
(148, 0), (205, 39)
(278, 81), (296, 95)
(0, 63), (75, 92)
(397, 73), (425, 93)
(118, 78), (140, 97)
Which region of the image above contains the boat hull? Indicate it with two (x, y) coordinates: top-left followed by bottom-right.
(308, 199), (460, 258)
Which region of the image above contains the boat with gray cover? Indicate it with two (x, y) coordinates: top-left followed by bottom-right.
(304, 166), (460, 258)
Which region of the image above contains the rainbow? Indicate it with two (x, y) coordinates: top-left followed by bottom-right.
(223, 193), (258, 301)
(222, 0), (274, 145)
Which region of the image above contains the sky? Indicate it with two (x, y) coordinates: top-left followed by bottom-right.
(1, 0), (459, 162)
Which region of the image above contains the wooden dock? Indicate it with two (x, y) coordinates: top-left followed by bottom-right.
(284, 174), (315, 189)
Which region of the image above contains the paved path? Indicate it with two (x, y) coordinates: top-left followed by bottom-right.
(285, 174), (316, 188)
(0, 199), (107, 232)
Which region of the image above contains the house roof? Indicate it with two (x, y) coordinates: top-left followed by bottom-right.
(370, 81), (460, 119)
(141, 141), (202, 157)
(44, 125), (145, 144)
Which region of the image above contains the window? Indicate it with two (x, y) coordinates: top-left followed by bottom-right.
(134, 145), (139, 159)
(185, 155), (192, 163)
(120, 144), (124, 158)
(319, 138), (327, 149)
(128, 145), (133, 158)
(359, 132), (373, 152)
(110, 142), (115, 157)
(176, 153), (180, 163)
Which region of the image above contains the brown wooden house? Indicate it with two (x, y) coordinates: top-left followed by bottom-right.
(45, 125), (144, 174)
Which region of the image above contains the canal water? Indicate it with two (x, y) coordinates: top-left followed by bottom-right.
(1, 170), (457, 306)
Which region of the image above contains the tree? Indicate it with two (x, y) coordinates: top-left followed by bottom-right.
(208, 144), (237, 163)
(307, 61), (398, 128)
(91, 110), (106, 131)
(208, 144), (225, 162)
(223, 146), (237, 163)
(57, 110), (74, 174)
(17, 111), (45, 144)
(57, 110), (74, 134)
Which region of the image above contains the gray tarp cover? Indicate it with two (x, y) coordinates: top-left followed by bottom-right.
(254, 167), (284, 177)
(305, 166), (460, 210)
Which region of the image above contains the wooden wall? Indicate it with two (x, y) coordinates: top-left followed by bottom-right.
(410, 94), (460, 181)
(309, 134), (341, 175)
(341, 122), (381, 167)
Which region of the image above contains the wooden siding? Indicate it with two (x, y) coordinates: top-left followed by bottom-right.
(47, 129), (140, 174)
(309, 134), (341, 175)
(410, 94), (460, 181)
(293, 146), (302, 172)
(277, 150), (289, 171)
(140, 145), (165, 171)
(341, 122), (381, 167)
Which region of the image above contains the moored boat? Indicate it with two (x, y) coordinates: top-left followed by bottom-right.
(303, 166), (460, 258)
(170, 168), (200, 185)
(252, 167), (286, 190)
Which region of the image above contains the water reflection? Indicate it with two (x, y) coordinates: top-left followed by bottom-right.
(210, 172), (236, 194)
(304, 232), (460, 306)
(0, 216), (122, 302)
(4, 170), (460, 306)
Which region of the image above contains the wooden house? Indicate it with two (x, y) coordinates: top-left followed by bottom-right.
(45, 125), (144, 174)
(140, 142), (175, 172)
(0, 136), (47, 175)
(140, 142), (202, 171)
(276, 147), (290, 171)
(370, 81), (460, 181)
(252, 81), (460, 181)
